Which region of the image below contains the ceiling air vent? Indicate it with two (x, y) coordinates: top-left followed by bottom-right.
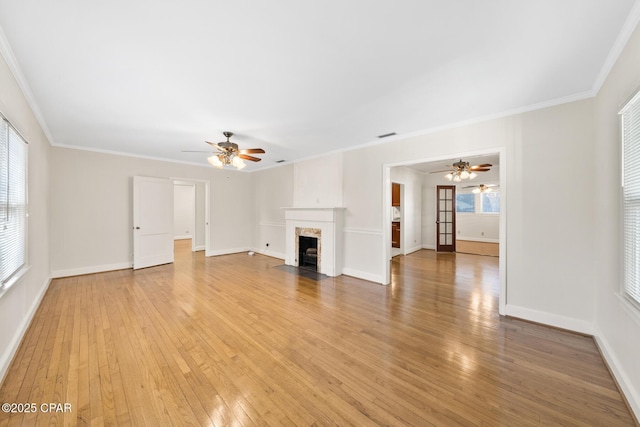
(377, 132), (396, 138)
(276, 160), (286, 163)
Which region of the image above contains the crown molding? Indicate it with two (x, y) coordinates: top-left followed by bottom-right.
(592, 0), (640, 95)
(0, 25), (56, 145)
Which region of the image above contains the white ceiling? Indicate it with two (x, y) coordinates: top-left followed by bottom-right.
(0, 1), (637, 171)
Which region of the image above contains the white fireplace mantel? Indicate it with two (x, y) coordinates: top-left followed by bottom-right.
(281, 207), (345, 276)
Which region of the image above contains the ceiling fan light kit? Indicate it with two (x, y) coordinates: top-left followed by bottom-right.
(434, 159), (492, 182)
(463, 183), (498, 193)
(203, 132), (264, 170)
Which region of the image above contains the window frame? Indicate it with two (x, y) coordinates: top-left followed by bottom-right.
(480, 190), (500, 214)
(0, 114), (29, 296)
(455, 192), (476, 213)
(620, 88), (640, 309)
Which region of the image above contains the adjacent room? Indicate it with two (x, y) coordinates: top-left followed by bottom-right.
(1, 1), (640, 425)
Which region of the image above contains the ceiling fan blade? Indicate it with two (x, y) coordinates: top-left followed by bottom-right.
(470, 164), (492, 169)
(238, 154), (262, 162)
(205, 141), (223, 150)
(429, 169), (454, 174)
(240, 148), (265, 154)
(472, 168), (491, 172)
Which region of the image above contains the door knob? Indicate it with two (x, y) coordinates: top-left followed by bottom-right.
(135, 226), (140, 230)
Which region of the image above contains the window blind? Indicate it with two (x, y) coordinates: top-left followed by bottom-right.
(0, 118), (27, 287)
(621, 90), (640, 306)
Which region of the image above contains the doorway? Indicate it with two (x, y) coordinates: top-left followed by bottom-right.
(172, 178), (210, 254)
(382, 148), (506, 315)
(391, 182), (403, 257)
(436, 185), (456, 252)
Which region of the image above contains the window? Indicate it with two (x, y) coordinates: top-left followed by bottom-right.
(0, 117), (28, 289)
(456, 193), (475, 212)
(481, 191), (500, 213)
(621, 90), (640, 306)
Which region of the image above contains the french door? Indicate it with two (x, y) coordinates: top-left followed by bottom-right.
(436, 185), (456, 252)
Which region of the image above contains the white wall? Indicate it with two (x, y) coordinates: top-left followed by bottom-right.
(252, 164), (293, 259)
(293, 152), (343, 207)
(0, 51), (51, 382)
(592, 16), (640, 418)
(390, 167), (422, 254)
(339, 98), (596, 331)
(49, 147), (254, 276)
(173, 183), (195, 239)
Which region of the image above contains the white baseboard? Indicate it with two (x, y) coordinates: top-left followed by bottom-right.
(194, 245), (205, 251)
(405, 245), (422, 255)
(422, 244), (435, 250)
(206, 247), (251, 257)
(504, 304), (595, 335)
(251, 248), (285, 260)
(51, 262), (132, 279)
(592, 331), (640, 421)
(0, 277), (51, 384)
(342, 268), (384, 285)
(457, 237), (499, 243)
(174, 235), (192, 240)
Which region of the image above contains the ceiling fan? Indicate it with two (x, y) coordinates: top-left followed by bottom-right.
(463, 183), (498, 193)
(183, 131), (265, 170)
(430, 159), (492, 182)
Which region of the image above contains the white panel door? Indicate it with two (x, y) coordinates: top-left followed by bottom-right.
(133, 176), (174, 269)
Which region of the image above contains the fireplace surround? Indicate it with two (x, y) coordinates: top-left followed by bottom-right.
(282, 207), (344, 277)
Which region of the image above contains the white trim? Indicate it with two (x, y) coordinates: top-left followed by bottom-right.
(194, 245), (206, 251)
(174, 235), (192, 241)
(206, 247), (251, 257)
(0, 26), (56, 146)
(404, 245), (422, 255)
(593, 0), (640, 95)
(250, 91), (593, 174)
(259, 221), (285, 228)
(593, 330), (640, 421)
(343, 227), (383, 235)
(0, 277), (51, 384)
(504, 304), (595, 335)
(51, 262), (132, 279)
(252, 247), (285, 260)
(457, 237), (500, 244)
(57, 143), (217, 170)
(0, 265), (30, 299)
(342, 268), (384, 285)
(422, 244), (436, 250)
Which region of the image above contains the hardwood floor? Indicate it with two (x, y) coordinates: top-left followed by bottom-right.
(0, 240), (636, 426)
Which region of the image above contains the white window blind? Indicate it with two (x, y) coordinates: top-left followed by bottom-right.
(0, 117), (27, 288)
(621, 90), (640, 306)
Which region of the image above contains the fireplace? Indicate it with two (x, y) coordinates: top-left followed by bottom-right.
(283, 207), (344, 277)
(297, 233), (320, 271)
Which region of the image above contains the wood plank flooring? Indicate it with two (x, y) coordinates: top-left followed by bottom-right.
(0, 240), (636, 426)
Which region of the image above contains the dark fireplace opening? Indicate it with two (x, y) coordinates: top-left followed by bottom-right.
(298, 236), (318, 271)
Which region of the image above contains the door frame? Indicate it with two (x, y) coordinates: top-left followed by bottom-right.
(391, 181), (404, 256)
(382, 147), (507, 315)
(171, 177), (211, 255)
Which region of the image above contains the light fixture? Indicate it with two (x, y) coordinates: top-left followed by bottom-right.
(200, 132), (265, 170)
(472, 184), (495, 193)
(432, 160), (492, 181)
(442, 160), (479, 182)
(207, 152), (246, 170)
